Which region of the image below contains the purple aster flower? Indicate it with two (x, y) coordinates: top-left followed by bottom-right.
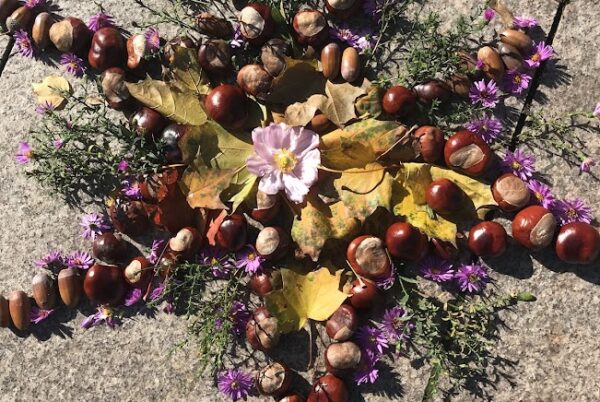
(60, 53), (86, 76)
(380, 306), (411, 342)
(375, 263), (396, 290)
(149, 239), (167, 264)
(513, 16), (538, 29)
(475, 58), (485, 70)
(235, 245), (264, 275)
(124, 288), (143, 306)
(121, 177), (142, 200)
(504, 69), (532, 95)
(217, 369), (254, 401)
(469, 79), (499, 108)
(34, 250), (64, 270)
(528, 180), (555, 209)
(117, 159), (129, 172)
(200, 246), (234, 279)
(455, 263), (489, 293)
(483, 7), (495, 23)
(14, 30), (35, 58)
(81, 306), (120, 329)
(24, 0), (46, 9)
(525, 41), (553, 68)
(552, 198), (593, 225)
(148, 278), (177, 313)
(355, 325), (389, 355)
(30, 306), (55, 324)
(80, 212), (112, 241)
(52, 137), (64, 149)
(35, 101), (55, 115)
(145, 27), (161, 52)
(465, 115), (503, 143)
(354, 348), (380, 385)
(230, 23), (245, 49)
(87, 12), (116, 32)
(580, 158), (596, 173)
(419, 256), (455, 282)
(363, 0), (383, 23)
(502, 149), (536, 181)
(594, 103), (600, 118)
(230, 301), (250, 336)
(66, 250), (94, 270)
(16, 142), (34, 164)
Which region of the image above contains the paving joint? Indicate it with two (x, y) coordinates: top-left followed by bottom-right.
(0, 35), (14, 79)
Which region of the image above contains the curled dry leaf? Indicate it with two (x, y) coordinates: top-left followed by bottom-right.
(32, 75), (71, 109)
(355, 85), (383, 118)
(488, 0), (515, 26)
(267, 57), (326, 104)
(265, 266), (349, 333)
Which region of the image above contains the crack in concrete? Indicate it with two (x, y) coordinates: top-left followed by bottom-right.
(509, 0), (571, 150)
(0, 36), (15, 79)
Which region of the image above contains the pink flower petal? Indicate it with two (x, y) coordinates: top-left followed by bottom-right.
(251, 128), (276, 159)
(282, 174), (310, 203)
(258, 170), (284, 195)
(247, 154), (271, 176)
(292, 149), (320, 185)
(263, 123), (291, 150)
(290, 127), (320, 158)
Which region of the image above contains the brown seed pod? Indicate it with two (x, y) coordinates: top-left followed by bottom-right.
(326, 304), (358, 342)
(204, 84), (248, 129)
(307, 374), (349, 402)
(198, 39), (232, 72)
(58, 268), (82, 308)
(216, 214), (248, 252)
(444, 130), (492, 176)
(256, 362), (292, 397)
(341, 47), (361, 82)
(195, 12), (233, 38)
(168, 227), (202, 260)
(425, 178), (464, 215)
(414, 126), (445, 163)
(349, 278), (383, 310)
(8, 291), (30, 331)
(49, 17), (92, 56)
(308, 113), (336, 134)
(84, 264), (126, 306)
(0, 0), (19, 28)
(126, 33), (148, 70)
(292, 9), (328, 47)
(163, 36), (196, 64)
(500, 29), (534, 53)
(492, 173), (531, 212)
(32, 12), (54, 51)
(0, 294), (9, 328)
(385, 222), (429, 261)
(324, 341), (362, 377)
(256, 226), (290, 260)
(6, 6), (31, 33)
(346, 235), (391, 280)
(237, 64), (273, 99)
(130, 107), (167, 139)
(261, 38), (288, 77)
(382, 86), (417, 117)
(468, 221), (508, 258)
(124, 256), (152, 288)
(102, 67), (131, 110)
(477, 46), (505, 81)
(321, 43), (342, 80)
(88, 27), (126, 72)
(93, 232), (127, 264)
(555, 222), (600, 265)
(32, 271), (57, 310)
(250, 268), (283, 296)
(279, 395), (304, 402)
(246, 306), (280, 351)
(238, 3), (274, 45)
(414, 80), (451, 105)
(512, 206), (557, 250)
(498, 42), (525, 72)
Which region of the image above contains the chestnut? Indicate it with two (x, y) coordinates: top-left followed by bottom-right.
(256, 226), (290, 260)
(349, 278), (383, 310)
(324, 341), (362, 377)
(49, 17), (92, 56)
(492, 173), (531, 212)
(216, 214), (248, 252)
(279, 395), (304, 402)
(425, 178), (463, 214)
(512, 206), (557, 250)
(292, 10), (328, 47)
(444, 130), (492, 176)
(108, 199), (150, 236)
(321, 43), (341, 80)
(555, 222), (600, 265)
(163, 36), (196, 64)
(250, 268), (283, 296)
(325, 0), (361, 18)
(84, 264), (126, 306)
(88, 27), (126, 71)
(382, 86), (417, 118)
(250, 190), (281, 224)
(414, 80), (451, 105)
(130, 107), (167, 139)
(468, 221), (507, 257)
(326, 304), (358, 342)
(0, 294), (9, 328)
(308, 113), (335, 134)
(195, 12), (233, 38)
(261, 38), (288, 77)
(124, 256), (152, 288)
(126, 33), (149, 70)
(308, 374), (348, 402)
(246, 306), (280, 351)
(346, 235), (391, 280)
(6, 6), (31, 33)
(32, 271), (57, 310)
(157, 255), (177, 279)
(414, 126), (445, 163)
(256, 362), (292, 397)
(8, 290), (30, 331)
(237, 64), (273, 99)
(102, 67), (132, 110)
(93, 232), (127, 264)
(238, 3), (274, 45)
(198, 39), (232, 72)
(57, 267), (82, 308)
(204, 84), (248, 129)
(168, 227), (201, 261)
(385, 222), (429, 261)
(340, 47), (361, 82)
(160, 123), (185, 163)
(0, 0), (18, 29)
(32, 12), (54, 51)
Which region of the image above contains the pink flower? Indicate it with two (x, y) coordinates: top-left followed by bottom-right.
(118, 159), (129, 172)
(30, 306), (55, 324)
(580, 158), (596, 173)
(145, 27), (160, 52)
(593, 103), (600, 118)
(483, 8), (495, 23)
(16, 142), (33, 164)
(247, 123), (320, 203)
(469, 79), (499, 108)
(525, 41), (553, 68)
(513, 16), (538, 28)
(87, 12), (116, 32)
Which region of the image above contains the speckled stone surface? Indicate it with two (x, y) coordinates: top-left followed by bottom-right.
(0, 1), (598, 402)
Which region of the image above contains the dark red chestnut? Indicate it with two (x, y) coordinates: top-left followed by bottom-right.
(512, 205), (557, 250)
(204, 84), (248, 129)
(93, 232), (127, 264)
(349, 279), (383, 310)
(250, 190), (281, 225)
(385, 222), (429, 261)
(425, 178), (464, 214)
(324, 341), (362, 378)
(198, 39), (232, 72)
(307, 374), (348, 402)
(126, 34), (148, 70)
(325, 0), (362, 18)
(256, 227), (290, 260)
(237, 64), (273, 99)
(108, 199), (150, 236)
(555, 222), (600, 264)
(326, 304), (357, 342)
(414, 126), (445, 163)
(292, 10), (328, 46)
(382, 86), (417, 118)
(130, 107), (167, 139)
(83, 264), (125, 306)
(216, 214), (248, 252)
(492, 173), (531, 212)
(256, 362), (292, 397)
(468, 221), (507, 257)
(414, 80), (451, 105)
(346, 235), (391, 280)
(444, 130), (492, 176)
(238, 3), (274, 45)
(124, 256), (152, 288)
(160, 123), (185, 163)
(430, 238), (459, 260)
(250, 268), (283, 296)
(195, 12), (233, 38)
(49, 17), (92, 56)
(279, 395), (304, 402)
(246, 306), (280, 351)
(88, 27), (126, 72)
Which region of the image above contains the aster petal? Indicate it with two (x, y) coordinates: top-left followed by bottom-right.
(282, 174), (310, 203)
(258, 170), (284, 195)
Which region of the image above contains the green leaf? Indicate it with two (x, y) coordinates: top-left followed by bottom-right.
(517, 292), (537, 302)
(355, 85), (384, 118)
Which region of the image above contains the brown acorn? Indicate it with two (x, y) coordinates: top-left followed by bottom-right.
(0, 0), (19, 28)
(32, 271), (57, 310)
(58, 268), (82, 308)
(31, 12), (54, 51)
(6, 6), (31, 33)
(8, 291), (30, 331)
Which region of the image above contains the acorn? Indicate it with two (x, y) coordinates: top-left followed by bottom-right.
(346, 235), (391, 280)
(246, 306), (280, 351)
(0, 0), (18, 28)
(58, 268), (82, 308)
(492, 173), (531, 212)
(6, 6), (31, 33)
(324, 341), (362, 377)
(237, 64), (273, 99)
(8, 291), (30, 331)
(49, 17), (92, 56)
(308, 374), (348, 402)
(555, 222), (600, 265)
(195, 12), (233, 38)
(238, 3), (274, 45)
(500, 29), (534, 53)
(261, 38), (288, 77)
(321, 43), (342, 80)
(349, 278), (383, 310)
(0, 295), (9, 328)
(93, 232), (127, 264)
(498, 42), (525, 72)
(256, 227), (290, 260)
(102, 67), (132, 110)
(126, 33), (149, 70)
(250, 268), (283, 296)
(32, 271), (57, 310)
(256, 362), (292, 397)
(414, 126), (445, 163)
(444, 130), (492, 176)
(477, 46), (505, 81)
(88, 27), (126, 71)
(198, 39), (232, 72)
(292, 9), (328, 46)
(326, 304), (358, 342)
(341, 47), (361, 82)
(31, 12), (54, 51)
(512, 206), (557, 250)
(84, 264), (126, 306)
(124, 257), (152, 288)
(204, 84), (248, 129)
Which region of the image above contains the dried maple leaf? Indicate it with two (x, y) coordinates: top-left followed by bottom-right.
(180, 161), (236, 210)
(32, 76), (71, 109)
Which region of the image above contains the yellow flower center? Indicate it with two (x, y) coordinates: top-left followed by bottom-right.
(101, 306), (113, 317)
(26, 150), (33, 158)
(247, 253), (256, 261)
(531, 53), (540, 62)
(273, 148), (297, 173)
(511, 161), (522, 170)
(211, 257), (219, 266)
(566, 208), (577, 218)
(534, 192), (543, 201)
(513, 75), (522, 84)
(468, 274), (479, 283)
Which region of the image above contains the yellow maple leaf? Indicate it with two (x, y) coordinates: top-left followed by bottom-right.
(265, 267), (349, 333)
(179, 161), (236, 210)
(32, 76), (71, 109)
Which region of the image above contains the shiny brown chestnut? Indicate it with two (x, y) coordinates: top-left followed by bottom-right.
(325, 0), (361, 18)
(216, 214), (248, 252)
(32, 12), (54, 51)
(414, 126), (445, 163)
(124, 256), (152, 288)
(246, 306), (280, 351)
(324, 341), (362, 378)
(198, 39), (232, 72)
(256, 227), (290, 260)
(250, 268), (283, 296)
(261, 38), (288, 77)
(341, 47), (361, 82)
(0, 294), (9, 328)
(159, 123), (185, 163)
(430, 238), (459, 260)
(279, 395), (304, 402)
(126, 34), (148, 70)
(382, 86), (417, 118)
(292, 9), (328, 46)
(84, 264), (126, 306)
(555, 222), (600, 264)
(349, 278), (383, 310)
(492, 173), (531, 212)
(307, 374), (349, 402)
(425, 179), (464, 214)
(238, 3), (274, 45)
(49, 17), (92, 56)
(237, 64), (272, 99)
(444, 130), (492, 176)
(8, 291), (30, 331)
(58, 268), (82, 308)
(205, 84), (248, 129)
(414, 80), (451, 105)
(250, 190), (281, 225)
(326, 304), (357, 342)
(321, 43), (341, 80)
(93, 232), (127, 264)
(512, 206), (557, 250)
(385, 222), (429, 261)
(102, 67), (131, 110)
(130, 107), (167, 139)
(195, 12), (232, 38)
(108, 199), (150, 236)
(256, 362), (292, 397)
(307, 113), (335, 134)
(32, 271), (57, 310)
(88, 27), (126, 71)
(346, 235), (391, 280)
(468, 221), (508, 257)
